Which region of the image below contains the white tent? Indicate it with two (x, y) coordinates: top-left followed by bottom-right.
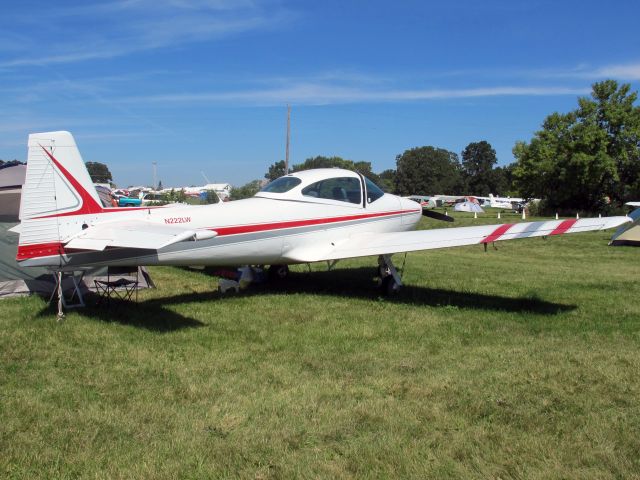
(610, 205), (640, 246)
(454, 200), (484, 213)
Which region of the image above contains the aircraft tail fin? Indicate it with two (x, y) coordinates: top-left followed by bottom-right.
(16, 131), (105, 263)
(20, 131), (103, 221)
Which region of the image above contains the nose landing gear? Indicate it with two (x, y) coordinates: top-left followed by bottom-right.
(378, 254), (402, 295)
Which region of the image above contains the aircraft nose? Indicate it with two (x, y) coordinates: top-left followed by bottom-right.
(400, 197), (422, 225)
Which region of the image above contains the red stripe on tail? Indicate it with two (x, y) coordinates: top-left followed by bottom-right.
(37, 146), (104, 217)
(17, 242), (65, 261)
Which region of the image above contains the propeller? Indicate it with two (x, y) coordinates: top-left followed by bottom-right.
(422, 209), (454, 222)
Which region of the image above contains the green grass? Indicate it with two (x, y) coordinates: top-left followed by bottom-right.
(1, 214), (639, 479)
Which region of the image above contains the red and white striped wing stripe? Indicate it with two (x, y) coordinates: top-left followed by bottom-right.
(283, 216), (630, 263)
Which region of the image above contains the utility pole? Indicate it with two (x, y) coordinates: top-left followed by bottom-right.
(152, 162), (157, 190)
(285, 104), (291, 174)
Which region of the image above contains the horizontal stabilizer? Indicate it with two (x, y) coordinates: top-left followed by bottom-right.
(64, 220), (217, 251)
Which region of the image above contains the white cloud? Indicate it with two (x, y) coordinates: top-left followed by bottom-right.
(527, 62), (640, 81)
(593, 63), (640, 80)
(0, 1), (293, 68)
(124, 83), (590, 106)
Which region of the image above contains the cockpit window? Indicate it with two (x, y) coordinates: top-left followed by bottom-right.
(302, 177), (361, 204)
(260, 176), (302, 193)
(365, 177), (385, 203)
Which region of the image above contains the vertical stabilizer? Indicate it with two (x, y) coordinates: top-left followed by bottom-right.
(16, 131), (104, 263)
(21, 131), (102, 220)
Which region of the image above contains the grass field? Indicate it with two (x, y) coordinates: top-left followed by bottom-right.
(1, 213), (639, 479)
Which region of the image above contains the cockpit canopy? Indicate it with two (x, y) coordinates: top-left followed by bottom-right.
(256, 168), (385, 204)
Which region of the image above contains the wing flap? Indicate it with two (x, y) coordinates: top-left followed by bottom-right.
(64, 220), (217, 251)
(283, 216), (630, 263)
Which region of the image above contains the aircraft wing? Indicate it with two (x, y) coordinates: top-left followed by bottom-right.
(282, 216), (630, 263)
(63, 220), (217, 251)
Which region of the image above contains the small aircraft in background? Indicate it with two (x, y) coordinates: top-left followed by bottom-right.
(11, 131), (631, 301)
(487, 193), (521, 210)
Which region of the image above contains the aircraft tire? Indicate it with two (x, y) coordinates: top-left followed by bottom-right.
(268, 264), (289, 280)
(381, 275), (400, 296)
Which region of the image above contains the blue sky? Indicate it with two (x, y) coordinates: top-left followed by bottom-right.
(1, 0), (639, 187)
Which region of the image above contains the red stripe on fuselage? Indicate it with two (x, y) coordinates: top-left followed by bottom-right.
(212, 209), (416, 236)
(549, 219), (578, 235)
(480, 223), (515, 243)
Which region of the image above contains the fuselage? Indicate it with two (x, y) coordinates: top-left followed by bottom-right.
(18, 168), (422, 269)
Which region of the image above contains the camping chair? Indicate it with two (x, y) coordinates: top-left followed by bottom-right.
(94, 266), (139, 306)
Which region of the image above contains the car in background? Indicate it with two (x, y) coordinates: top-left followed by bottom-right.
(117, 196), (142, 207)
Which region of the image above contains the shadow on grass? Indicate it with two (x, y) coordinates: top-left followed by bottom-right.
(179, 266), (576, 315)
(36, 267), (574, 328)
(36, 292), (206, 332)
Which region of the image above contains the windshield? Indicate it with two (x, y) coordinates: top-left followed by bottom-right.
(365, 177), (384, 203)
(260, 176), (302, 193)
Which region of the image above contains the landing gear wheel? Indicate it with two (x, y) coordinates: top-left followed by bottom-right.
(381, 275), (400, 296)
(268, 264), (289, 280)
(378, 265), (390, 278)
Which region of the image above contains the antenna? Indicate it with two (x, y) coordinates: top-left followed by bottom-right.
(285, 104), (291, 174)
(152, 162), (157, 190)
(201, 171), (212, 185)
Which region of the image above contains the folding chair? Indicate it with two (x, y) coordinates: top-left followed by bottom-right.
(94, 266), (139, 306)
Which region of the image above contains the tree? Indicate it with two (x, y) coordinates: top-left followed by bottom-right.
(167, 188), (187, 203)
(513, 80), (640, 212)
(394, 146), (463, 196)
(291, 156), (354, 171)
(377, 169), (396, 193)
(230, 180), (262, 200)
(85, 161), (113, 183)
(265, 155), (387, 189)
(461, 141), (498, 195)
(0, 159), (24, 169)
(265, 160), (286, 181)
(157, 180), (163, 191)
(490, 164), (517, 196)
(202, 190), (220, 204)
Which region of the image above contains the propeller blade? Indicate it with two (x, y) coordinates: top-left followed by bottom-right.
(422, 209), (454, 222)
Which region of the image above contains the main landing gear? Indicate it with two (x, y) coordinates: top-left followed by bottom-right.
(268, 264), (290, 281)
(378, 254), (402, 295)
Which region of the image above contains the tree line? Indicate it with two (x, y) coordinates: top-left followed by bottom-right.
(0, 159), (24, 170)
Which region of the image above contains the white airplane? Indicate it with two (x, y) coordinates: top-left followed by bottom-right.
(488, 193), (517, 210)
(11, 131), (630, 297)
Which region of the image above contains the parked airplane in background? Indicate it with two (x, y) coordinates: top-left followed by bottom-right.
(11, 132), (631, 301)
(487, 194), (519, 210)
